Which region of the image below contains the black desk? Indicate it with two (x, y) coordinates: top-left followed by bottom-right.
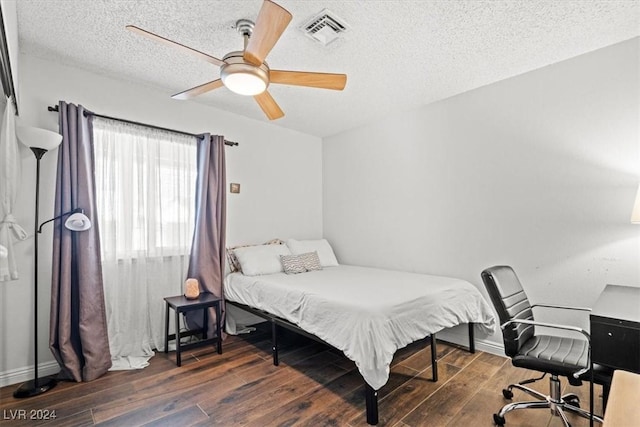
(164, 292), (222, 366)
(590, 284), (640, 374)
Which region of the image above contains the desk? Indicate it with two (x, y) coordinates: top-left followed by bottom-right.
(590, 285), (640, 374)
(164, 292), (222, 366)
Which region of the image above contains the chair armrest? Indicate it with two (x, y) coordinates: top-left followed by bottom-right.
(502, 318), (592, 378)
(501, 318), (591, 341)
(531, 303), (591, 312)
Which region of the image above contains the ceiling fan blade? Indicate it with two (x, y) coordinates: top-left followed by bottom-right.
(126, 25), (224, 67)
(171, 79), (224, 100)
(243, 0), (292, 66)
(270, 70), (347, 91)
(254, 91), (284, 120)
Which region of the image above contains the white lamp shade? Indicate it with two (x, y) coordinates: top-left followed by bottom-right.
(632, 184), (640, 224)
(64, 212), (92, 231)
(0, 244), (7, 259)
(16, 126), (62, 150)
(222, 72), (267, 95)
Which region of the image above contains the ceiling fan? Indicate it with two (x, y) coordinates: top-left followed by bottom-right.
(127, 0), (347, 120)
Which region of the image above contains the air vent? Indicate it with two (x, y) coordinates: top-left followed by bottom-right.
(300, 9), (349, 46)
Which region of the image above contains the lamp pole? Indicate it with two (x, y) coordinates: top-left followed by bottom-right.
(14, 147), (57, 398)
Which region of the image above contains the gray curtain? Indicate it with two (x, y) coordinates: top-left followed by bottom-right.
(186, 134), (226, 336)
(49, 101), (111, 381)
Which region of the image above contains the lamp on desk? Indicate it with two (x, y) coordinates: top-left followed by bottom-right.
(14, 126), (92, 398)
(632, 184), (640, 224)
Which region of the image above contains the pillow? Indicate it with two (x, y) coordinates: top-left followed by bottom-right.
(233, 244), (291, 276)
(286, 239), (339, 267)
(280, 251), (322, 275)
(227, 239), (284, 273)
(226, 248), (242, 273)
(298, 251), (322, 271)
(280, 254), (306, 274)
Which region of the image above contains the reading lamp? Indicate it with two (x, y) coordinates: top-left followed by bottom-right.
(631, 184), (640, 224)
(14, 126), (92, 398)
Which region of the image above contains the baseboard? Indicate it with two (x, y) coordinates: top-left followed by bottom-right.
(437, 327), (506, 358)
(0, 361), (61, 388)
(469, 337), (505, 356)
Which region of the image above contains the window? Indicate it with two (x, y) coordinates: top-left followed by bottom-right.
(93, 118), (197, 259)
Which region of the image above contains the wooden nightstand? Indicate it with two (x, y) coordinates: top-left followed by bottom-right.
(164, 292), (222, 366)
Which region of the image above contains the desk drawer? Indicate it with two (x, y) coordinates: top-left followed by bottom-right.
(591, 315), (640, 373)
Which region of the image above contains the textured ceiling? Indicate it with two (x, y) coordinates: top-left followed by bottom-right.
(16, 0), (640, 138)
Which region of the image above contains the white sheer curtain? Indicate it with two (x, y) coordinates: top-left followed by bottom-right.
(93, 118), (197, 369)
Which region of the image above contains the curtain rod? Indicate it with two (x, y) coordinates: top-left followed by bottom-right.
(47, 105), (238, 147)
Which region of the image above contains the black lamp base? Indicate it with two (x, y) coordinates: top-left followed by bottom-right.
(13, 376), (57, 398)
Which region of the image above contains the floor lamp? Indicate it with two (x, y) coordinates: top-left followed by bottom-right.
(14, 126), (92, 398)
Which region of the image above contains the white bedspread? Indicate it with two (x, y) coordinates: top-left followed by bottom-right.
(225, 265), (496, 390)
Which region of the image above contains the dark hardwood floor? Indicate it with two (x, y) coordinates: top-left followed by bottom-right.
(0, 324), (605, 426)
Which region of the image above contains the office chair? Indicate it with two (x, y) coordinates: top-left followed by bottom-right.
(481, 265), (604, 426)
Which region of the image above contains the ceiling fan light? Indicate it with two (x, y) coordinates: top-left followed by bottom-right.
(223, 71), (267, 96)
(220, 52), (269, 96)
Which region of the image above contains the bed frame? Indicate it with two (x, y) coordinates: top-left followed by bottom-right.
(226, 300), (476, 425)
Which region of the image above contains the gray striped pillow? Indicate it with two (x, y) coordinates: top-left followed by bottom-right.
(299, 251), (322, 271)
(280, 254), (306, 274)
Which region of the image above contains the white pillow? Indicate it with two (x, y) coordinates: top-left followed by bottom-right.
(233, 244), (291, 276)
(286, 239), (339, 267)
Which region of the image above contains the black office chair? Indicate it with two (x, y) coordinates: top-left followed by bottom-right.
(481, 265), (604, 426)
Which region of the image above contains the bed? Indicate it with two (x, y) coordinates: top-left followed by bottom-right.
(224, 254), (496, 425)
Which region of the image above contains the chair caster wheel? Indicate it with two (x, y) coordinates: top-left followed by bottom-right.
(493, 413), (506, 426)
(502, 388), (513, 399)
(565, 397), (580, 408)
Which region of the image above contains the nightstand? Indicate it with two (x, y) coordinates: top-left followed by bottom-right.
(164, 292), (222, 366)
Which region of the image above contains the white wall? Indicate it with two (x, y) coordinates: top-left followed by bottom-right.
(0, 54), (323, 385)
(323, 37), (640, 352)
